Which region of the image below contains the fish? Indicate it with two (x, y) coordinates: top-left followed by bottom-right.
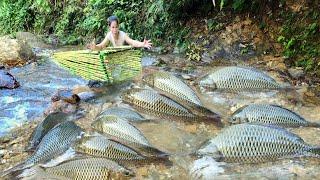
(143, 71), (220, 118)
(230, 104), (320, 128)
(96, 107), (145, 121)
(199, 66), (283, 91)
(19, 157), (134, 180)
(121, 88), (220, 123)
(143, 71), (202, 106)
(27, 112), (71, 151)
(91, 115), (166, 157)
(1, 121), (82, 177)
(74, 135), (146, 161)
(197, 123), (320, 163)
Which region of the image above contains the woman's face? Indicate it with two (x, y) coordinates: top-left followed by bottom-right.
(110, 21), (119, 36)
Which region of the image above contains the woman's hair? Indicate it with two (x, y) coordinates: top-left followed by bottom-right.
(107, 15), (119, 26)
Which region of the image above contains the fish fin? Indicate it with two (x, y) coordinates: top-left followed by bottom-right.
(0, 162), (33, 178)
(268, 104), (305, 119)
(16, 166), (45, 179)
(231, 104), (250, 116)
(41, 147), (76, 168)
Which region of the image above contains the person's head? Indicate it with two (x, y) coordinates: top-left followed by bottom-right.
(108, 15), (119, 35)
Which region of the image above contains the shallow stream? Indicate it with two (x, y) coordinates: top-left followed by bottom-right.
(0, 50), (319, 179)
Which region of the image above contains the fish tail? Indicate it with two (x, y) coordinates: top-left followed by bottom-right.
(308, 146), (320, 156)
(0, 162), (31, 178)
(16, 165), (46, 179)
(144, 146), (171, 159)
(307, 122), (320, 128)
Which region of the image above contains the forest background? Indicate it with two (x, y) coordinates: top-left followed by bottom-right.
(0, 0), (319, 78)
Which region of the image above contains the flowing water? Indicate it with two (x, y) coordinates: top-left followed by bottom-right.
(0, 51), (86, 136)
(0, 50), (319, 179)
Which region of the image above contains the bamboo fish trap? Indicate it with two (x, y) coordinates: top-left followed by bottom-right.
(52, 46), (142, 83)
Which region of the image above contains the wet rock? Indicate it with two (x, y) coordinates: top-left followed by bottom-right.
(288, 67), (305, 79)
(303, 87), (320, 105)
(87, 80), (104, 88)
(52, 89), (80, 104)
(0, 136), (10, 144)
(16, 32), (51, 49)
(0, 70), (20, 89)
(0, 36), (30, 67)
(45, 100), (79, 115)
(0, 150), (7, 158)
(181, 74), (192, 80)
(77, 91), (96, 101)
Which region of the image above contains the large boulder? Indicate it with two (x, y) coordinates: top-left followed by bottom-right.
(0, 35), (35, 67)
(15, 32), (51, 49)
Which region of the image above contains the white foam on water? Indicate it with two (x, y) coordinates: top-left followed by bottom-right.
(1, 96), (16, 104)
(189, 156), (225, 179)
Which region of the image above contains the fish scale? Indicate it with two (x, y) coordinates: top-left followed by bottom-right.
(25, 121), (82, 166)
(44, 157), (134, 179)
(230, 104), (320, 127)
(198, 123), (320, 163)
(143, 71), (220, 120)
(27, 112), (70, 151)
(96, 107), (145, 121)
(121, 88), (198, 121)
(1, 121), (82, 177)
(92, 115), (151, 147)
(143, 71), (202, 106)
(199, 66), (282, 91)
(74, 136), (145, 161)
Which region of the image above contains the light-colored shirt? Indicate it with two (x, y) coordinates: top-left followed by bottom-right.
(106, 31), (127, 47)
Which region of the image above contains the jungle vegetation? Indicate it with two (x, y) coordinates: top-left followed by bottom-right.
(0, 0), (319, 77)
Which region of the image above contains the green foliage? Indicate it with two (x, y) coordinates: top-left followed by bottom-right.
(0, 0), (33, 35)
(186, 42), (202, 61)
(0, 0), (211, 47)
(278, 11), (320, 73)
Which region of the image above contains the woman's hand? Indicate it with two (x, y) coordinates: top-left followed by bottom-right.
(86, 42), (96, 50)
(86, 38), (97, 50)
(143, 39), (152, 49)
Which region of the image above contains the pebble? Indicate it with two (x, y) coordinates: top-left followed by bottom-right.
(0, 137), (10, 144)
(0, 149), (7, 157)
(181, 74), (191, 80)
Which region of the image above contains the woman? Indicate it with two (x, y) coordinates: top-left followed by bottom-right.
(87, 15), (152, 50)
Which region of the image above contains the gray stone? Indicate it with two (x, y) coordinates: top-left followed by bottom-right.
(0, 35), (36, 67)
(288, 67), (305, 79)
(15, 32), (51, 49)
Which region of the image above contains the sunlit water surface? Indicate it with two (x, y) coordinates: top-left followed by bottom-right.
(0, 54), (86, 136)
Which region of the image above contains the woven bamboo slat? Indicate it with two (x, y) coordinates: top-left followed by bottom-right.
(52, 46), (142, 83)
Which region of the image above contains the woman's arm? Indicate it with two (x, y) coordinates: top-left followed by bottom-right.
(124, 35), (152, 49)
(87, 36), (110, 50)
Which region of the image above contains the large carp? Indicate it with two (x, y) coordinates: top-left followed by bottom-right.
(199, 66), (283, 91)
(230, 104), (320, 128)
(1, 121), (82, 176)
(19, 158), (134, 180)
(91, 115), (166, 157)
(74, 135), (146, 161)
(121, 88), (220, 124)
(198, 123), (320, 163)
(27, 112), (71, 151)
(143, 71), (219, 118)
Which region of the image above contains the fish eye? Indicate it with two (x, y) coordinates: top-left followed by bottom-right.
(229, 117), (240, 124)
(124, 171), (131, 176)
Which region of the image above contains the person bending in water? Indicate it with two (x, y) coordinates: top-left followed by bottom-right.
(87, 15), (152, 50)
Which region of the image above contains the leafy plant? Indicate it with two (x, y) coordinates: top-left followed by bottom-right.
(278, 10), (320, 74)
